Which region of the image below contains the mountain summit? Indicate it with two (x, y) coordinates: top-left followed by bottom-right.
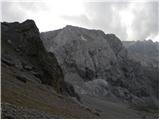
(41, 25), (159, 111)
(1, 20), (158, 118)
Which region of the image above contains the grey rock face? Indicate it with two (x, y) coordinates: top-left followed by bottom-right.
(41, 25), (158, 108)
(1, 20), (78, 98)
(122, 40), (159, 68)
(1, 57), (15, 66)
(41, 26), (118, 81)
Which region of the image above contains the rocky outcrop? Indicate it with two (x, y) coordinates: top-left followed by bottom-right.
(122, 40), (159, 68)
(41, 25), (159, 108)
(122, 40), (159, 103)
(1, 20), (78, 98)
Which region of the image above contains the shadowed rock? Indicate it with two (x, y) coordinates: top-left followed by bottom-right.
(1, 20), (79, 98)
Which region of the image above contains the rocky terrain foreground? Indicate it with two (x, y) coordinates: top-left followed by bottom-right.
(1, 20), (159, 118)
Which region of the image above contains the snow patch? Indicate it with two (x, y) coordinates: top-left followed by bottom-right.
(80, 35), (87, 41)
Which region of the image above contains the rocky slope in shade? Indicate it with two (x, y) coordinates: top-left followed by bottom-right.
(1, 20), (101, 118)
(41, 25), (159, 108)
(122, 40), (159, 68)
(1, 103), (60, 119)
(1, 20), (79, 98)
(1, 63), (99, 119)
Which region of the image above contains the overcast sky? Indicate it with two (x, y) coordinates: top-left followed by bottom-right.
(1, 0), (159, 41)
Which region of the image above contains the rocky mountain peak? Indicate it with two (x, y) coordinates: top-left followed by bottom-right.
(105, 33), (124, 56)
(20, 19), (39, 33)
(2, 20), (159, 118)
(1, 20), (79, 98)
(64, 24), (105, 33)
(41, 24), (158, 109)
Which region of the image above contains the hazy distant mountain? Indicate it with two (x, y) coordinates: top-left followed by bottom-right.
(123, 40), (159, 67)
(41, 25), (159, 116)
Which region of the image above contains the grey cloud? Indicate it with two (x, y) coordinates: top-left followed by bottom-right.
(62, 2), (129, 40)
(61, 14), (91, 27)
(1, 2), (28, 22)
(62, 2), (159, 41)
(1, 2), (48, 22)
(18, 2), (48, 12)
(1, 1), (159, 41)
(84, 2), (129, 40)
(131, 2), (159, 40)
(84, 2), (159, 41)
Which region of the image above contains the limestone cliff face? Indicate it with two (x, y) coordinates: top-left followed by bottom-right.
(41, 25), (158, 107)
(1, 20), (78, 97)
(41, 26), (118, 81)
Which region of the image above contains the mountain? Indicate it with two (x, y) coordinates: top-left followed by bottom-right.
(1, 20), (158, 118)
(122, 40), (159, 68)
(41, 25), (159, 118)
(1, 20), (100, 118)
